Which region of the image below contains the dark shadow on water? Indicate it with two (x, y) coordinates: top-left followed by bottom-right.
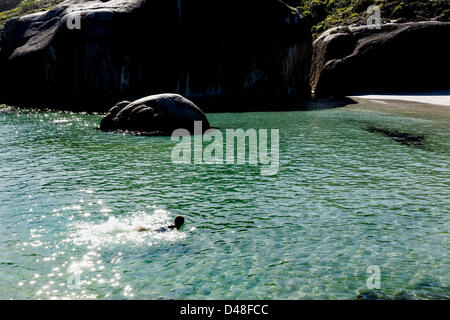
(364, 126), (426, 148)
(196, 96), (357, 113)
(303, 97), (358, 111)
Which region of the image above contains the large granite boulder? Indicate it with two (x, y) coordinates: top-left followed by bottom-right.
(0, 26), (3, 96)
(99, 93), (210, 135)
(311, 21), (450, 96)
(0, 0), (312, 111)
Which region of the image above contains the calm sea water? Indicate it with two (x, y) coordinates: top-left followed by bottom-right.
(0, 101), (449, 299)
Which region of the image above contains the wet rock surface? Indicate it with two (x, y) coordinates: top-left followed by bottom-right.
(311, 21), (450, 96)
(99, 94), (210, 135)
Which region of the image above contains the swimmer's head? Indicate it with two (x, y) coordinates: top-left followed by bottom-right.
(174, 216), (185, 230)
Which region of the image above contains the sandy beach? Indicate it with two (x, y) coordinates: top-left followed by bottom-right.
(350, 91), (450, 107)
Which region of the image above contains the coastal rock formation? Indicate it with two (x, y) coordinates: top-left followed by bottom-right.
(0, 0), (312, 111)
(0, 25), (4, 95)
(99, 94), (210, 135)
(311, 21), (450, 96)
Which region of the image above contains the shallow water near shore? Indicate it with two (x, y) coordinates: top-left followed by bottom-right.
(0, 100), (449, 299)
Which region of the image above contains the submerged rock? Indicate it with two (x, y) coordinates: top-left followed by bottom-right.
(356, 290), (390, 300)
(99, 94), (210, 135)
(311, 21), (450, 96)
(364, 126), (425, 148)
(0, 0), (312, 110)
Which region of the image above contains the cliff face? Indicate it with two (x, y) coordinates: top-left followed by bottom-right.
(311, 21), (450, 96)
(0, 0), (312, 111)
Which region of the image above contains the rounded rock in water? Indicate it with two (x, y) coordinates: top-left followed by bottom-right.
(99, 94), (211, 135)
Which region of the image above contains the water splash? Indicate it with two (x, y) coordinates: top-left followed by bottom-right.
(67, 207), (187, 248)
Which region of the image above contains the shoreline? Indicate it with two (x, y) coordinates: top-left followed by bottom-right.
(349, 91), (450, 107)
(3, 93), (450, 116)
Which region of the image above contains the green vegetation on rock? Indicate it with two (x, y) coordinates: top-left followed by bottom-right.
(286, 0), (450, 38)
(0, 0), (64, 27)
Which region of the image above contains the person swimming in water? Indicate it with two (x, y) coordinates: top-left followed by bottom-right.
(138, 215), (185, 232)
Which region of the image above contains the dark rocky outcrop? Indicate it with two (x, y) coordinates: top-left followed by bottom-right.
(99, 93), (210, 135)
(0, 0), (312, 111)
(311, 21), (450, 96)
(0, 25), (3, 91)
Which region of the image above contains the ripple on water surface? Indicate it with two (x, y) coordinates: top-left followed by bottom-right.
(0, 104), (449, 299)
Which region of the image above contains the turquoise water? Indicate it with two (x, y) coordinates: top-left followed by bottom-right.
(0, 102), (449, 299)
